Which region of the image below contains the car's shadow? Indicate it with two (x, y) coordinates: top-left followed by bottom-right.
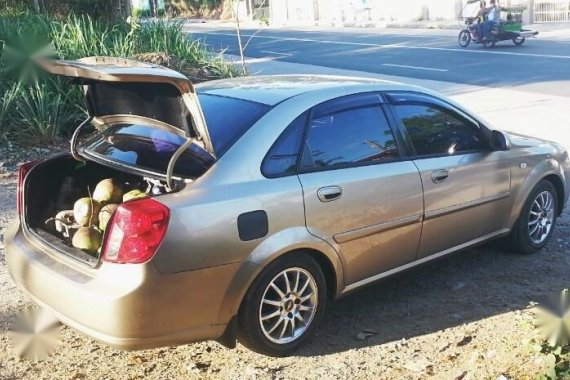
(295, 223), (569, 356)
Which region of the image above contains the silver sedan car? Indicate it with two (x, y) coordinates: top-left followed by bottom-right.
(5, 57), (569, 357)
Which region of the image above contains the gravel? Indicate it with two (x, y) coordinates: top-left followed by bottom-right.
(1, 151), (568, 380)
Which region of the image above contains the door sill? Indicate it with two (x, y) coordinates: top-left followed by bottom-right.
(340, 229), (510, 295)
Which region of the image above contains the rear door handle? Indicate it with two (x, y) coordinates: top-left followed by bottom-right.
(431, 169), (449, 184)
(317, 186), (342, 202)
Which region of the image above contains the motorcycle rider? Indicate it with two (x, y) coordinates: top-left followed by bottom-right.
(475, 1), (487, 42)
(481, 0), (501, 41)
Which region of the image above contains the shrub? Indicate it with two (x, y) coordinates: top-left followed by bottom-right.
(0, 12), (239, 145)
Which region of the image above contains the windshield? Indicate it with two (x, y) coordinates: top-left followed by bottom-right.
(198, 93), (272, 156)
(82, 123), (214, 178)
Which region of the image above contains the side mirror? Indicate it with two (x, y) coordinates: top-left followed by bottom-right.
(490, 130), (511, 151)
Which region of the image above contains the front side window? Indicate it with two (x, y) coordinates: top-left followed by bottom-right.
(393, 104), (486, 156)
(301, 101), (398, 171)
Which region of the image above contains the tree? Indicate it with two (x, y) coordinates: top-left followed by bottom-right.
(230, 0), (269, 75)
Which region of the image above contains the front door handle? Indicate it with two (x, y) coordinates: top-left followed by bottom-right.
(431, 169), (449, 184)
(317, 186), (342, 202)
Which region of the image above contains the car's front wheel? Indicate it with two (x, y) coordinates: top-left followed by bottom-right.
(237, 253), (327, 356)
(509, 179), (558, 254)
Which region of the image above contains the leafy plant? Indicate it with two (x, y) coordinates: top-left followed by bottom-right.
(538, 343), (570, 380)
(0, 11), (240, 146)
(10, 80), (82, 144)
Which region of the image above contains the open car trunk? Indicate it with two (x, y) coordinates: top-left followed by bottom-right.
(21, 56), (217, 266)
(23, 154), (183, 266)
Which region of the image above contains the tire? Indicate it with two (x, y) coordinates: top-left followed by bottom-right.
(483, 39), (496, 48)
(508, 180), (558, 254)
(237, 253), (327, 356)
(513, 37), (525, 45)
(458, 30), (471, 48)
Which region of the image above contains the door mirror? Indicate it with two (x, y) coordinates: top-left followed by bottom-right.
(490, 130), (511, 151)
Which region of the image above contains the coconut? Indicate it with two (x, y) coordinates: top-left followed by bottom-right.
(122, 189), (148, 202)
(73, 197), (101, 227)
(93, 178), (123, 205)
(98, 203), (118, 231)
(72, 227), (102, 256)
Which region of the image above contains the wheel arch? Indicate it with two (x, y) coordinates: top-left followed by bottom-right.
(543, 173), (565, 216)
(509, 166), (566, 229)
(215, 228), (344, 328)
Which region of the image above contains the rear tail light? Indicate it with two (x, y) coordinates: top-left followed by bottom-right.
(17, 160), (39, 216)
(102, 198), (170, 264)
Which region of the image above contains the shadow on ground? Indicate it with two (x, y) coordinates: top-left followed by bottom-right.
(295, 207), (569, 356)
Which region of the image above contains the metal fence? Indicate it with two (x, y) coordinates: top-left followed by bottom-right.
(533, 0), (570, 22)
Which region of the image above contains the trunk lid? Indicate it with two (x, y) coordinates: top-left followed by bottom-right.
(38, 56), (215, 157)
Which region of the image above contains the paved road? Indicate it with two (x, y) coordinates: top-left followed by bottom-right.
(186, 26), (570, 97)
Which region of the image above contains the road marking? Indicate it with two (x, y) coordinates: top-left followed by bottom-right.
(197, 32), (570, 60)
(382, 63), (448, 72)
(260, 50), (293, 57)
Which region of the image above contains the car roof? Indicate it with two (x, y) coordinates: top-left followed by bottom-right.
(196, 75), (421, 106)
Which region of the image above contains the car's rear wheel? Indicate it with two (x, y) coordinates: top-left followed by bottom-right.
(237, 253), (327, 356)
(509, 180), (558, 254)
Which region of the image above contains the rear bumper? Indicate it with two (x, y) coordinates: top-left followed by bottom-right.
(4, 221), (242, 350)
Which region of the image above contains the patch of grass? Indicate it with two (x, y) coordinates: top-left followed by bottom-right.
(14, 81), (84, 144)
(0, 12), (240, 145)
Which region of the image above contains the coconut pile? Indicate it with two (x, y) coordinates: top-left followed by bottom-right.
(46, 178), (148, 256)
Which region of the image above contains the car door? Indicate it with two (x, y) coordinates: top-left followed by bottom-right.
(386, 92), (512, 259)
(297, 93), (424, 285)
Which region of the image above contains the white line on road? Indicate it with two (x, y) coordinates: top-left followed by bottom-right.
(382, 63), (448, 72)
(201, 32), (570, 60)
(260, 50), (293, 56)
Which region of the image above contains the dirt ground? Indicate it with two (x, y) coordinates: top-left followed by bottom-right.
(0, 151), (568, 380)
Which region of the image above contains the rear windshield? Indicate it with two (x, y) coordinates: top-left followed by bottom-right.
(81, 94), (270, 178)
(82, 123), (214, 178)
(198, 93), (271, 156)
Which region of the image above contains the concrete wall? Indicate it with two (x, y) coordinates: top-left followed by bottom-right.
(270, 0), (464, 24)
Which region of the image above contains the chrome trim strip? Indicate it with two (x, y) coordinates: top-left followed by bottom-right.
(341, 229), (510, 294)
(424, 192), (511, 220)
(333, 213), (423, 244)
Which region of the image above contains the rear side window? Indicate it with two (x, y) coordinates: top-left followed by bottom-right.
(393, 104), (486, 156)
(262, 113), (307, 178)
(198, 94), (271, 156)
(301, 102), (398, 171)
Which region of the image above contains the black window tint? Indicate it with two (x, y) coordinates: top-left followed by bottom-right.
(198, 93), (271, 156)
(262, 113), (307, 177)
(394, 104), (486, 156)
(302, 104), (398, 170)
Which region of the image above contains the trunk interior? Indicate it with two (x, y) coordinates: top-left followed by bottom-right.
(24, 154), (180, 266)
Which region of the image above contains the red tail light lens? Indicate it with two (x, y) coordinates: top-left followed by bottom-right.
(102, 198), (170, 264)
(17, 160), (39, 216)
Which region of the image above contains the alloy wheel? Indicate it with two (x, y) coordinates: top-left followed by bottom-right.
(259, 267), (318, 344)
(528, 190), (555, 245)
